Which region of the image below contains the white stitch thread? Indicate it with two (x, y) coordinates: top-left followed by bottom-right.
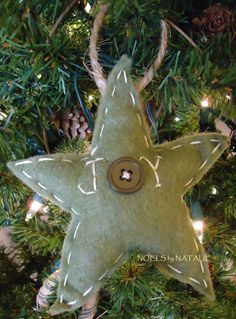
(62, 159), (73, 163)
(112, 85), (116, 97)
(171, 144), (182, 150)
(85, 158), (104, 166)
(38, 158), (54, 161)
(185, 178), (193, 187)
(60, 294), (63, 304)
(140, 156), (162, 187)
(37, 182), (47, 190)
(199, 260), (204, 273)
(105, 108), (108, 114)
(73, 222), (81, 239)
(92, 162), (97, 191)
(71, 207), (80, 215)
(210, 139), (219, 143)
(67, 300), (77, 306)
(100, 124), (105, 138)
(189, 277), (200, 284)
(212, 143), (221, 154)
(91, 146), (98, 156)
(113, 252), (124, 264)
(15, 160), (32, 166)
(203, 279), (208, 288)
(190, 141), (201, 145)
(98, 270), (108, 281)
(67, 251), (72, 265)
(144, 135), (149, 148)
(22, 170), (32, 179)
(137, 113), (142, 126)
(83, 286), (93, 296)
(53, 194), (64, 203)
(167, 264), (182, 274)
(129, 92), (135, 106)
(117, 70), (122, 80)
(64, 273), (68, 287)
(77, 184), (96, 195)
(199, 159), (207, 170)
(194, 238), (199, 252)
(123, 70), (127, 83)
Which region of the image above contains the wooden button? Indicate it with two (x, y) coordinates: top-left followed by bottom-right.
(107, 158), (144, 193)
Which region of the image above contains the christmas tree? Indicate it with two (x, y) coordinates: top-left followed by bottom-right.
(1, 1), (236, 318)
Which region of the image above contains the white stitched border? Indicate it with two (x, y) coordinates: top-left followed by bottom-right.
(185, 178), (193, 187)
(22, 170), (32, 179)
(113, 252), (124, 264)
(53, 194), (64, 203)
(123, 70), (127, 83)
(71, 207), (80, 215)
(37, 182), (47, 190)
(199, 160), (207, 170)
(117, 70), (122, 80)
(77, 184), (96, 195)
(189, 277), (200, 284)
(64, 273), (68, 287)
(98, 270), (108, 281)
(144, 135), (149, 148)
(167, 264), (182, 274)
(15, 160), (32, 166)
(194, 238), (199, 252)
(73, 222), (81, 239)
(199, 260), (204, 273)
(112, 85), (116, 97)
(67, 251), (72, 265)
(85, 158), (104, 166)
(171, 144), (182, 150)
(62, 159), (73, 163)
(99, 124), (105, 138)
(67, 300), (77, 306)
(91, 146), (98, 156)
(212, 143), (221, 154)
(38, 158), (54, 162)
(129, 92), (135, 106)
(137, 113), (142, 126)
(83, 286), (93, 296)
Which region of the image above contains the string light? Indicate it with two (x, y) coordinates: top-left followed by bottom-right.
(85, 2), (91, 13)
(174, 116), (180, 122)
(0, 111), (7, 120)
(211, 187), (217, 195)
(201, 98), (209, 108)
(88, 95), (94, 101)
(192, 220), (204, 243)
(26, 194), (44, 221)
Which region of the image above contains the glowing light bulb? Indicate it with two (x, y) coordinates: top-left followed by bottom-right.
(88, 95), (94, 101)
(85, 2), (91, 13)
(201, 98), (209, 108)
(0, 111), (7, 120)
(174, 116), (180, 122)
(211, 187), (217, 195)
(26, 195), (43, 221)
(192, 220), (204, 243)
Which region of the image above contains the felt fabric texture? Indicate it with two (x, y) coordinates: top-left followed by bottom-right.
(7, 55), (229, 315)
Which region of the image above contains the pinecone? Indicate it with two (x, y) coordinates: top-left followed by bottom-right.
(59, 107), (91, 139)
(192, 3), (235, 37)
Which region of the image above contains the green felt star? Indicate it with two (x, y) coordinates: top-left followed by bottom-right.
(8, 55), (229, 315)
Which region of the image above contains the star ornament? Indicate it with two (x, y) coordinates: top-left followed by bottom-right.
(8, 55), (228, 315)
